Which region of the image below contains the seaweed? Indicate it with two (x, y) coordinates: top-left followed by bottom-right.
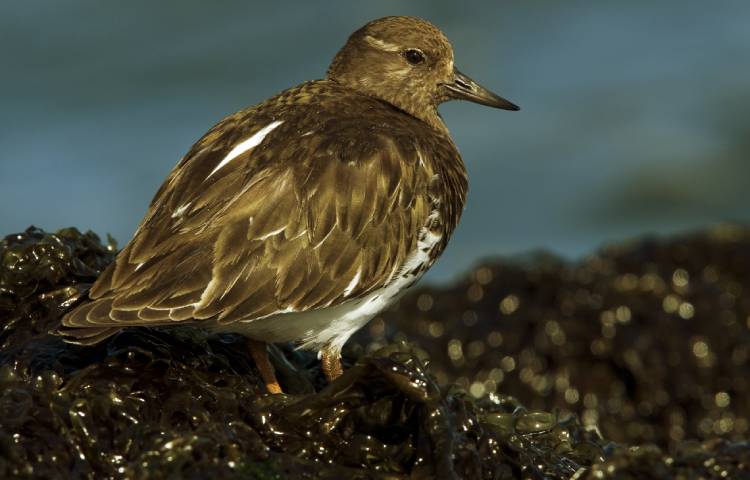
(372, 225), (750, 451)
(1, 226), (749, 479)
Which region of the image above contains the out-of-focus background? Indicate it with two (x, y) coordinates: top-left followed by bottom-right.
(2, 0), (749, 282)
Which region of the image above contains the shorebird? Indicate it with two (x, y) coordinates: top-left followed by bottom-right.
(58, 16), (519, 393)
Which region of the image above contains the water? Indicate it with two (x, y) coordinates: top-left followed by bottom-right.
(2, 0), (749, 282)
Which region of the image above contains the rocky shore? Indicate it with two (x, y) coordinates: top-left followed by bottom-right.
(1, 226), (748, 479)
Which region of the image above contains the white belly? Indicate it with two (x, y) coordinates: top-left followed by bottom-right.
(214, 212), (442, 356)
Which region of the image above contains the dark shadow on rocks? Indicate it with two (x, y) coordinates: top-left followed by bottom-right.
(1, 226), (749, 479)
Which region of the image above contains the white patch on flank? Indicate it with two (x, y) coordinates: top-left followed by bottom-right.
(171, 202), (191, 219)
(417, 149), (425, 168)
(300, 211), (442, 354)
(134, 262), (145, 271)
(301, 130), (314, 137)
(343, 267), (362, 297)
(220, 210), (444, 357)
(207, 120), (283, 179)
(402, 209), (441, 273)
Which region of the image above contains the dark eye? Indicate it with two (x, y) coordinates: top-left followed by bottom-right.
(403, 48), (426, 65)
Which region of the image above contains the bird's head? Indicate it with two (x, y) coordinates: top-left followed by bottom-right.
(327, 16), (519, 133)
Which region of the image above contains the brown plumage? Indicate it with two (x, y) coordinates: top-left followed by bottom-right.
(58, 16), (518, 393)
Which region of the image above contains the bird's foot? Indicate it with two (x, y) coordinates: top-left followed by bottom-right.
(247, 339), (283, 394)
(320, 346), (343, 383)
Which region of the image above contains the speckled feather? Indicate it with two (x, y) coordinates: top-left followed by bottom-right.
(56, 15), (520, 367)
(60, 78), (468, 345)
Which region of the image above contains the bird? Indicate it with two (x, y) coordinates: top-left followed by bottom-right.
(58, 16), (519, 394)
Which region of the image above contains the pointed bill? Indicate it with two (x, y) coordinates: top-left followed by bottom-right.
(443, 67), (519, 111)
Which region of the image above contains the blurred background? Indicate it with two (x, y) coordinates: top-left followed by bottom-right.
(1, 0), (749, 283)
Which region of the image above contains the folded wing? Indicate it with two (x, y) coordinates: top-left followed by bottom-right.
(61, 113), (435, 340)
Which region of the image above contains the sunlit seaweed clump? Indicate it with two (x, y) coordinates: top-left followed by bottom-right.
(369, 225), (750, 453)
(1, 226), (749, 479)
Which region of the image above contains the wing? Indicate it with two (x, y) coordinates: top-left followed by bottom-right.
(62, 101), (437, 334)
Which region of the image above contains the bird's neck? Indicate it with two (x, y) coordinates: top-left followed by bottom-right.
(384, 99), (449, 136)
(327, 78), (450, 136)
(408, 105), (450, 136)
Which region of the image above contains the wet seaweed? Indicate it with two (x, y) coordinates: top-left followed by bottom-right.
(369, 225), (750, 452)
(1, 226), (749, 479)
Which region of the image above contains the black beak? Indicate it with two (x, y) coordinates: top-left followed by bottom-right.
(443, 67), (520, 111)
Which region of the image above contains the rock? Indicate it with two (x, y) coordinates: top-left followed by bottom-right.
(367, 225), (750, 450)
(1, 225), (749, 479)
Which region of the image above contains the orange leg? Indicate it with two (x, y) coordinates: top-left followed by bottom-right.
(247, 339), (282, 394)
(320, 346), (343, 382)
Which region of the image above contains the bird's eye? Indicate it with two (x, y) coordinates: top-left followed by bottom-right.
(403, 48), (426, 65)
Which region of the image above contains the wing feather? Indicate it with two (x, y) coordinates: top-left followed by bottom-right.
(61, 102), (447, 341)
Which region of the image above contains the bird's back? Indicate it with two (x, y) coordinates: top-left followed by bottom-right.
(59, 80), (468, 345)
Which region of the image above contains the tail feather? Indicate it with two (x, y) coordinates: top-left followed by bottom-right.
(56, 297), (123, 346)
(55, 325), (121, 345)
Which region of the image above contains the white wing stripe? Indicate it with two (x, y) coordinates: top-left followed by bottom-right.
(207, 120), (284, 178)
(343, 267), (362, 297)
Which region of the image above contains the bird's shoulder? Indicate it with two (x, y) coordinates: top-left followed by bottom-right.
(154, 79), (460, 218)
(64, 79), (469, 333)
(192, 79), (454, 158)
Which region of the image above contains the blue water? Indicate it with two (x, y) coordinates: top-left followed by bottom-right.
(2, 0), (749, 282)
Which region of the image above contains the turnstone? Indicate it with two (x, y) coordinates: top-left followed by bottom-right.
(59, 16), (519, 393)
